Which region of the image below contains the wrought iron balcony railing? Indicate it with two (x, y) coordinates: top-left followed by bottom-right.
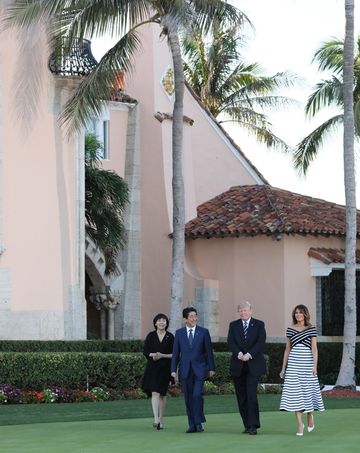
(48, 38), (98, 76)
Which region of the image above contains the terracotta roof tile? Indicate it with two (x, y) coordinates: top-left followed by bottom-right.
(308, 247), (360, 264)
(185, 185), (360, 239)
(108, 88), (137, 104)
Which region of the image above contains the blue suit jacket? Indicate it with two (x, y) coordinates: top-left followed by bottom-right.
(171, 325), (215, 380)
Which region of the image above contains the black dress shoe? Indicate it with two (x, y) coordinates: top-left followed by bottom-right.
(186, 426), (196, 433)
(242, 428), (249, 434)
(248, 428), (257, 435)
(196, 424), (204, 432)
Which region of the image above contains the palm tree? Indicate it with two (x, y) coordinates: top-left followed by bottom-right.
(293, 36), (360, 173)
(336, 0), (357, 390)
(294, 2), (357, 389)
(4, 0), (246, 329)
(182, 23), (298, 151)
(85, 133), (129, 276)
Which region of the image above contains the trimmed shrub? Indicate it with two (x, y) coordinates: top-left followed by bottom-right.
(0, 340), (144, 353)
(0, 341), (358, 387)
(0, 352), (146, 390)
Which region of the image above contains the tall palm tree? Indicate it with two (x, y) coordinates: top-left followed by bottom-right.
(293, 35), (360, 173)
(182, 23), (298, 151)
(294, 2), (357, 389)
(336, 0), (357, 390)
(3, 0), (246, 329)
(85, 133), (129, 276)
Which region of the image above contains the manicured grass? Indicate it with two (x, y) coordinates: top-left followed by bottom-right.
(0, 409), (358, 453)
(0, 394), (359, 426)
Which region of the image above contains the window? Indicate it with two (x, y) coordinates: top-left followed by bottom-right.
(319, 270), (360, 335)
(86, 108), (110, 160)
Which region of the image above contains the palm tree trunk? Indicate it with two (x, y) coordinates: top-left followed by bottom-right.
(335, 0), (357, 389)
(167, 25), (185, 330)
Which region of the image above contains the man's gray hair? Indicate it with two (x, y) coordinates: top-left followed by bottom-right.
(237, 301), (252, 311)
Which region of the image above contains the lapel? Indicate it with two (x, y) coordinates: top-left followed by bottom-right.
(246, 319), (256, 342)
(193, 326), (201, 346)
(181, 326), (192, 349)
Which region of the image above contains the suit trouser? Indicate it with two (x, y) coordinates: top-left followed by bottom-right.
(181, 367), (205, 427)
(233, 363), (260, 429)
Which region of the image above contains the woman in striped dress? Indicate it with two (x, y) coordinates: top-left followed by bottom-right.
(279, 305), (324, 435)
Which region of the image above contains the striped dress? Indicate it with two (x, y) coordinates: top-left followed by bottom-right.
(280, 326), (325, 412)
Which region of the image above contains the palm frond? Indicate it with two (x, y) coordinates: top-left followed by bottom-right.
(312, 38), (345, 74)
(305, 76), (343, 117)
(293, 114), (343, 174)
(61, 28), (141, 133)
(85, 133), (129, 275)
(60, 0), (152, 43)
(354, 99), (360, 136)
(1, 0), (69, 30)
(220, 109), (291, 153)
(191, 0), (252, 35)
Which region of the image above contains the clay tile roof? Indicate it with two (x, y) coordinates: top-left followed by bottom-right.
(308, 247), (360, 264)
(108, 88), (137, 104)
(185, 185), (360, 239)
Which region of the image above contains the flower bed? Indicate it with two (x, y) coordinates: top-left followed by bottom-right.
(0, 385), (112, 404)
(322, 389), (360, 398)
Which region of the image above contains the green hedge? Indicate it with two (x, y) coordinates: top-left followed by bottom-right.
(0, 351), (264, 391)
(0, 341), (358, 387)
(0, 340), (143, 352)
(0, 352), (146, 390)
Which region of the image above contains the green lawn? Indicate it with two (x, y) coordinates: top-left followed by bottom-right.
(0, 396), (359, 452)
(0, 394), (359, 426)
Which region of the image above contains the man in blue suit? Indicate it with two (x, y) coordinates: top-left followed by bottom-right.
(227, 301), (266, 435)
(171, 307), (215, 433)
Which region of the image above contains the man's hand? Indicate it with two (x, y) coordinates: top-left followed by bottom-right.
(240, 353), (251, 361)
(208, 370), (215, 378)
(171, 372), (177, 379)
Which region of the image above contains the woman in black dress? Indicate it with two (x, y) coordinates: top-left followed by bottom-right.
(142, 313), (174, 430)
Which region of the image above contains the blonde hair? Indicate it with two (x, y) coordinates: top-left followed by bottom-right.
(238, 301), (252, 311)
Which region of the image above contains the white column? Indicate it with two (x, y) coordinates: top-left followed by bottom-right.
(116, 103), (142, 339)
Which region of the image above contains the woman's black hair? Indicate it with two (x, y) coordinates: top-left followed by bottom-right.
(153, 313), (169, 330)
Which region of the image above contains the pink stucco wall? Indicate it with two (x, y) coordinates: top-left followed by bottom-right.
(184, 234), (353, 338)
(0, 26), (82, 337)
(124, 24), (267, 336)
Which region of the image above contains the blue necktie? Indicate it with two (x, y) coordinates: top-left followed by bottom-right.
(188, 329), (194, 347)
(243, 321), (248, 339)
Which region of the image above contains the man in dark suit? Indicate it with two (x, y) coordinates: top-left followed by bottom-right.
(227, 301), (266, 435)
(171, 307), (215, 433)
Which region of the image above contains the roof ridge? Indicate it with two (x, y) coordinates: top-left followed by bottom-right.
(263, 185), (289, 232)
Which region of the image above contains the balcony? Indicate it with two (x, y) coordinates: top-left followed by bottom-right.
(48, 38), (98, 76)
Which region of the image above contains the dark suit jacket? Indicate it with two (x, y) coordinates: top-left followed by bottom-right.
(227, 318), (266, 377)
(171, 325), (215, 380)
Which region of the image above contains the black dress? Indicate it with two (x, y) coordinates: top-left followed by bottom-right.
(142, 330), (174, 397)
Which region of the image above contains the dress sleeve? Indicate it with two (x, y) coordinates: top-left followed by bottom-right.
(143, 332), (153, 359)
(309, 326), (317, 337)
(285, 327), (291, 338)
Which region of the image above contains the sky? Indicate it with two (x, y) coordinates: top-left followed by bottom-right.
(92, 0), (359, 206)
(228, 0), (360, 206)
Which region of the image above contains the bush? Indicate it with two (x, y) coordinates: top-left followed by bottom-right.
(0, 340), (144, 353)
(0, 341), (358, 390)
(0, 352), (146, 390)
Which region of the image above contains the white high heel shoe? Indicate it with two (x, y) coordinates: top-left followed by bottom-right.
(296, 423), (304, 436)
(307, 415), (315, 432)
